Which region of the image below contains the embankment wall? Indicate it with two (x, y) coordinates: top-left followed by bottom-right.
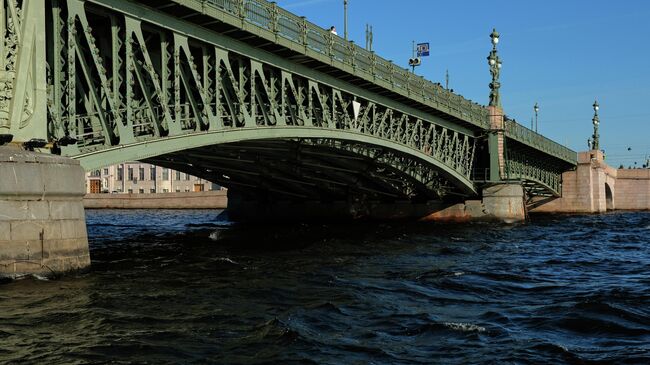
(84, 191), (228, 209)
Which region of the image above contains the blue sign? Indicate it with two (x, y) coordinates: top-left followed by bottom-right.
(417, 42), (430, 57)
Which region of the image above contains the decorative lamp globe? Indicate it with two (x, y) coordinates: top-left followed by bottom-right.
(490, 29), (499, 45)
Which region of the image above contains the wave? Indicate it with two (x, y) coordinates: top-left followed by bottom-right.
(443, 322), (486, 333)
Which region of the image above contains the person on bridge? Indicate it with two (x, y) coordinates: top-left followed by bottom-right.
(329, 26), (338, 35)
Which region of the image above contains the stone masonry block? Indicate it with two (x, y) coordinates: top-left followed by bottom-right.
(42, 220), (62, 240)
(49, 200), (85, 220)
(3, 239), (44, 260)
(48, 238), (86, 254)
(41, 163), (85, 197)
(10, 221), (44, 241)
(75, 219), (88, 239)
(58, 219), (87, 240)
(0, 163), (44, 197)
(27, 201), (51, 220)
(59, 220), (81, 240)
(0, 201), (30, 220)
(0, 222), (9, 240)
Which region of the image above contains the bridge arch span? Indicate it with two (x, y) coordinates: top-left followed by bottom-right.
(74, 127), (477, 200)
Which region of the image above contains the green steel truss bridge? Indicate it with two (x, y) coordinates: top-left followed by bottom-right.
(1, 0), (576, 205)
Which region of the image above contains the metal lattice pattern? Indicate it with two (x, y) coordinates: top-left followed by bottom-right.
(166, 0), (575, 164)
(505, 149), (565, 197)
(45, 0), (477, 197)
(146, 138), (461, 201)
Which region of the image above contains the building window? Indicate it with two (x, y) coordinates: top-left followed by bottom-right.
(175, 171), (181, 180)
(139, 167), (145, 181)
(163, 188), (169, 193)
(175, 187), (181, 192)
(150, 166), (156, 180)
(90, 169), (101, 177)
(103, 168), (109, 175)
(128, 167), (134, 181)
(162, 168), (169, 181)
(128, 189), (133, 194)
(117, 166), (123, 181)
(139, 188), (145, 194)
(185, 187), (190, 192)
(185, 173), (191, 181)
(150, 188), (156, 193)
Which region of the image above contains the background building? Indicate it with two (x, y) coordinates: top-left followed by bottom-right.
(85, 162), (222, 194)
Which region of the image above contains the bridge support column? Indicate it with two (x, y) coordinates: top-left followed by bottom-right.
(0, 147), (90, 278)
(481, 183), (526, 223)
(421, 183), (526, 223)
(531, 150), (616, 213)
(487, 106), (506, 181)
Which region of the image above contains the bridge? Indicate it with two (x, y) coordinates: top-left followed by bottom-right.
(0, 0), (576, 276)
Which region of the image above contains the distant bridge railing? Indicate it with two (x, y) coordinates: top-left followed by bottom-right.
(172, 0), (489, 129)
(504, 119), (576, 164)
(171, 0), (576, 165)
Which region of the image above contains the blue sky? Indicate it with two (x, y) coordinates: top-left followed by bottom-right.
(276, 0), (650, 167)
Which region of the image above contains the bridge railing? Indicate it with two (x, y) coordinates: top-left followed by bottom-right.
(178, 0), (490, 129)
(504, 118), (576, 164)
(167, 0), (573, 165)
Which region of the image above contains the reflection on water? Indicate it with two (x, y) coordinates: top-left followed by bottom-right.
(1, 210), (650, 364)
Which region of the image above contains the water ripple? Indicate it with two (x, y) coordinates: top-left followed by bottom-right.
(1, 210), (649, 363)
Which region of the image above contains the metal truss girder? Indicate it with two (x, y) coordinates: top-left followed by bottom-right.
(504, 146), (564, 197)
(74, 127), (477, 196)
(146, 139), (448, 201)
(81, 0), (473, 136)
(44, 1), (478, 198)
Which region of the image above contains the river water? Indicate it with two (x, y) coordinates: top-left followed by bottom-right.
(1, 210), (649, 364)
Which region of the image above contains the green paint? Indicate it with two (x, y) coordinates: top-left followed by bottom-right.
(2, 0), (577, 198)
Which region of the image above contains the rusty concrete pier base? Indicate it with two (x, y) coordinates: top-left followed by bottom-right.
(421, 183), (526, 223)
(0, 147), (90, 278)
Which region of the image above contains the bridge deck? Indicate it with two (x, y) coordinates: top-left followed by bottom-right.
(154, 0), (575, 165)
(0, 0), (577, 199)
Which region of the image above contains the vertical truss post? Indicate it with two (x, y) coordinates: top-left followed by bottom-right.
(1, 0), (48, 142)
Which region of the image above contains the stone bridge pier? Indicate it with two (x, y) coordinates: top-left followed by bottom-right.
(531, 150), (614, 213)
(532, 150), (650, 213)
(0, 147), (90, 278)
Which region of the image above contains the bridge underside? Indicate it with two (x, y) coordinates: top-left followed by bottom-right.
(145, 138), (472, 207)
(504, 139), (574, 199)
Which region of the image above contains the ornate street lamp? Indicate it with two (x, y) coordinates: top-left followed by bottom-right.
(591, 100), (600, 150)
(534, 102), (539, 132)
(487, 28), (502, 108)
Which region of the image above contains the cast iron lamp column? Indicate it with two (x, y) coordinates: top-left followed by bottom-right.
(534, 102), (539, 132)
(487, 28), (504, 182)
(591, 100), (600, 150)
(487, 29), (502, 108)
(344, 0), (348, 40)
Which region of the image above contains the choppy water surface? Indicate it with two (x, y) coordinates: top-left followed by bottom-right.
(1, 210), (650, 364)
